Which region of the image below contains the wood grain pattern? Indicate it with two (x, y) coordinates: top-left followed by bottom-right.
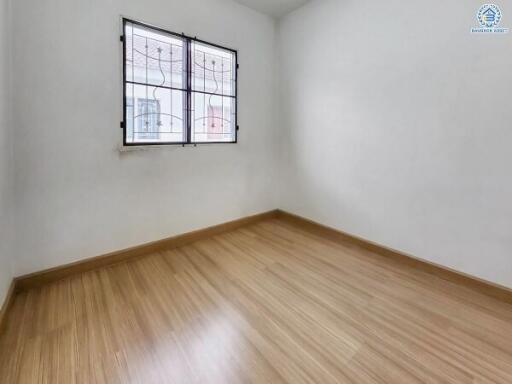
(276, 210), (512, 305)
(0, 279), (16, 335)
(15, 210), (279, 292)
(13, 209), (512, 307)
(1, 217), (512, 383)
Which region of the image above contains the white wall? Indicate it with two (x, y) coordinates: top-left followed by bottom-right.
(11, 0), (278, 275)
(278, 0), (512, 288)
(8, 0), (512, 291)
(0, 0), (14, 302)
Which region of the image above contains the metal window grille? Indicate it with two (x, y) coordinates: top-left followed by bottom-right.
(122, 18), (238, 146)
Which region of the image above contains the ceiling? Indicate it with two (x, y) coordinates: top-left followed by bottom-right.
(233, 0), (310, 18)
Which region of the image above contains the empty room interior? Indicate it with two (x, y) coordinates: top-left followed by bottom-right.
(1, 0), (512, 382)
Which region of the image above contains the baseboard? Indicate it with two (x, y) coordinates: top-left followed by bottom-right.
(0, 279), (16, 335)
(276, 210), (512, 305)
(11, 208), (512, 305)
(15, 210), (279, 292)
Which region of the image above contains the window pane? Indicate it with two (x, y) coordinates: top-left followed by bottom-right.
(192, 92), (236, 143)
(191, 41), (236, 97)
(126, 83), (186, 144)
(125, 21), (186, 90)
(123, 20), (237, 146)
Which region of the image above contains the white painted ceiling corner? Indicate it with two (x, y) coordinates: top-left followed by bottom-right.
(232, 0), (310, 18)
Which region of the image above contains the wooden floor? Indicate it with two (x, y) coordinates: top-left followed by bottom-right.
(1, 218), (512, 383)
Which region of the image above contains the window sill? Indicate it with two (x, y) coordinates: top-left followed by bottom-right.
(117, 142), (237, 152)
(118, 144), (192, 152)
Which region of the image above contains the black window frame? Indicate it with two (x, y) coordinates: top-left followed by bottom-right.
(121, 18), (239, 147)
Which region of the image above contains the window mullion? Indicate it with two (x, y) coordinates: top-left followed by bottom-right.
(186, 38), (192, 144)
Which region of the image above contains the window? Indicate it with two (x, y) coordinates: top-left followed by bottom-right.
(122, 19), (238, 146)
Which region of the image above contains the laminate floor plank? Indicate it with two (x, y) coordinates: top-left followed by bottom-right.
(1, 218), (512, 383)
